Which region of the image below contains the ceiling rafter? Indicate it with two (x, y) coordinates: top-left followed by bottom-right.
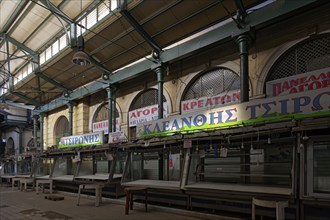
(119, 0), (161, 54)
(34, 71), (69, 91)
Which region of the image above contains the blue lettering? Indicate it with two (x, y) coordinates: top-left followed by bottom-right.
(209, 111), (223, 124)
(94, 135), (99, 142)
(79, 136), (84, 144)
(144, 124), (152, 134)
(193, 114), (207, 127)
(246, 104), (261, 119)
(225, 108), (237, 122)
(292, 96), (311, 113)
(163, 121), (170, 131)
(171, 119), (180, 130)
(154, 123), (161, 132)
(312, 92), (330, 111)
(262, 101), (277, 117)
(279, 99), (289, 115)
(181, 116), (192, 128)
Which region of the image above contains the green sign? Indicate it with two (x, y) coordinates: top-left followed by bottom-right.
(59, 132), (103, 148)
(137, 87), (330, 138)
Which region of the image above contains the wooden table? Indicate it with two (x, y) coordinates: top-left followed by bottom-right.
(36, 179), (53, 194)
(124, 186), (148, 215)
(77, 183), (104, 207)
(19, 178), (35, 191)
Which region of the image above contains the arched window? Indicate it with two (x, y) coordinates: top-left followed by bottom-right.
(129, 89), (167, 138)
(182, 68), (240, 112)
(266, 34), (330, 82)
(54, 116), (69, 145)
(94, 103), (119, 122)
(6, 137), (15, 155)
(93, 103), (120, 133)
(129, 89), (166, 110)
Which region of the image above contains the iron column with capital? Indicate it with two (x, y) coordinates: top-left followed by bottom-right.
(236, 34), (251, 102)
(67, 101), (73, 136)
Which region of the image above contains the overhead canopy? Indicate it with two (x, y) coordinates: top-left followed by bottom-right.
(0, 0), (323, 111)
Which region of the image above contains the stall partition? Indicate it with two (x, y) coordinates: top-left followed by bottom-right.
(74, 149), (126, 198)
(121, 144), (188, 207)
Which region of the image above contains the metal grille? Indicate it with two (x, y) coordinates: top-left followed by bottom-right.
(130, 89), (166, 110)
(183, 68), (240, 100)
(55, 116), (69, 138)
(267, 34), (330, 81)
(94, 103), (119, 122)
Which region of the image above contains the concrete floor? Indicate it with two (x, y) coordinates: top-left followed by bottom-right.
(0, 185), (243, 220)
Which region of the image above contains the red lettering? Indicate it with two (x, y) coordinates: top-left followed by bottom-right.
(289, 87), (298, 94)
(190, 101), (197, 109)
(198, 100), (203, 108)
(151, 107), (157, 114)
(130, 112), (136, 119)
(272, 83), (281, 96)
(221, 95), (231, 104)
(205, 98), (213, 107)
(183, 103), (189, 111)
(213, 96), (221, 105)
(143, 109), (150, 116)
(282, 81), (290, 93)
(233, 92), (240, 101)
(308, 81), (322, 90)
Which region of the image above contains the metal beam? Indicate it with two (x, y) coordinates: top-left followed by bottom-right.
(2, 100), (35, 110)
(10, 91), (40, 106)
(34, 72), (68, 91)
(120, 8), (161, 53)
(0, 0), (29, 33)
(39, 0), (319, 112)
(88, 53), (112, 75)
(0, 32), (37, 56)
(38, 0), (73, 24)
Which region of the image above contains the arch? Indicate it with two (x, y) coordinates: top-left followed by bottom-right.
(178, 63), (246, 113)
(89, 101), (122, 133)
(6, 137), (15, 155)
(127, 87), (171, 128)
(257, 32), (330, 95)
(53, 116), (69, 145)
(176, 62), (244, 112)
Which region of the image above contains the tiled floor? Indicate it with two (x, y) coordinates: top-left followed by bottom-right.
(0, 185), (242, 220)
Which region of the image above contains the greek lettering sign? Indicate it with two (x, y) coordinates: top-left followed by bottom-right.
(137, 87), (330, 138)
(109, 131), (128, 144)
(59, 132), (103, 148)
(266, 67), (330, 97)
(92, 118), (120, 134)
(181, 90), (240, 113)
(129, 103), (168, 127)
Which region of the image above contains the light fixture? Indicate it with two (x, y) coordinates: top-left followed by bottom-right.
(0, 100), (9, 110)
(72, 50), (91, 66)
(102, 73), (110, 80)
(63, 90), (70, 98)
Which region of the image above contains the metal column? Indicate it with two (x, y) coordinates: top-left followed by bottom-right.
(106, 86), (113, 134)
(154, 65), (164, 119)
(39, 113), (44, 152)
(153, 64), (164, 180)
(19, 127), (24, 154)
(112, 88), (117, 132)
(33, 115), (38, 150)
(67, 101), (73, 136)
(236, 34), (251, 102)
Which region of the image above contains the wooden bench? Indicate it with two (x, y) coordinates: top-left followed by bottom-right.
(77, 183), (104, 207)
(36, 179), (53, 194)
(125, 186), (148, 215)
(252, 197), (289, 220)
